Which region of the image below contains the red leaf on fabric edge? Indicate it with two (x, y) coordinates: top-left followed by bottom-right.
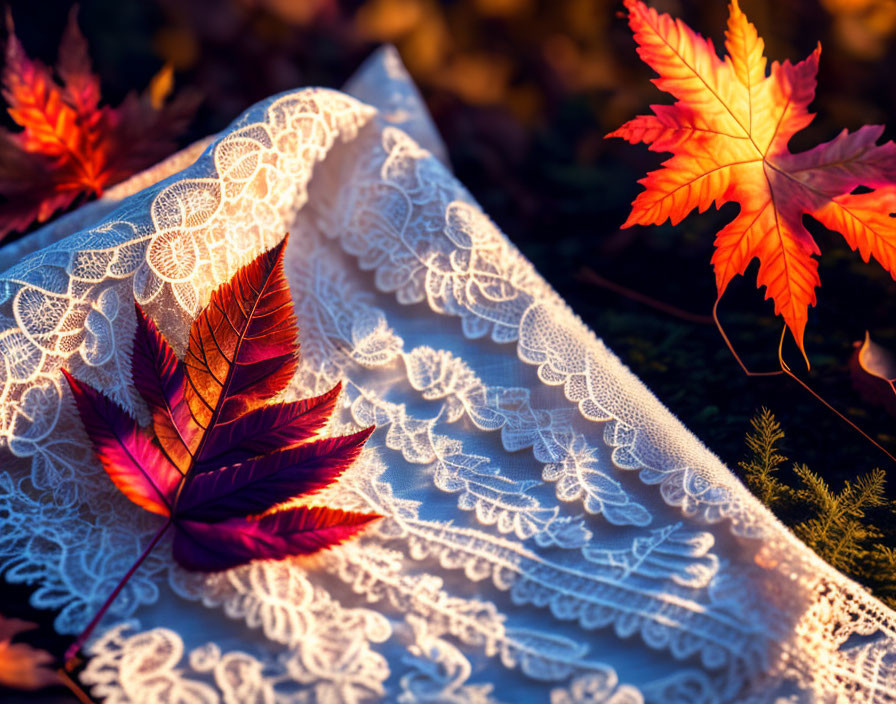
(0, 8), (199, 240)
(65, 234), (379, 572)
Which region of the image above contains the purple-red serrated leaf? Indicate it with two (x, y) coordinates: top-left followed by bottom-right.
(66, 235), (378, 578)
(56, 7), (101, 119)
(177, 426), (373, 521)
(131, 302), (198, 473)
(108, 87), (201, 181)
(184, 236), (298, 429)
(62, 369), (179, 516)
(172, 506), (381, 571)
(2, 10), (75, 158)
(195, 382), (342, 471)
(0, 9), (198, 239)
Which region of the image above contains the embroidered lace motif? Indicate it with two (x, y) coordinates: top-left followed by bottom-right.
(0, 46), (894, 703)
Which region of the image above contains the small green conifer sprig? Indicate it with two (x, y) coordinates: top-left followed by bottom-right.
(739, 408), (788, 506)
(739, 409), (896, 607)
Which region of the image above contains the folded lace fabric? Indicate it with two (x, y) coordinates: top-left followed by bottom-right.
(0, 46), (894, 703)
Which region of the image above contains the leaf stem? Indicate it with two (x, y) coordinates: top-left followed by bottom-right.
(64, 519), (171, 667)
(578, 267), (714, 325)
(715, 302), (895, 465)
(777, 328), (896, 466)
(713, 298), (784, 377)
(56, 666), (96, 704)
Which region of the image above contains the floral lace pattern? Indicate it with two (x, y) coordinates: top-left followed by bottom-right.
(1, 48), (895, 703)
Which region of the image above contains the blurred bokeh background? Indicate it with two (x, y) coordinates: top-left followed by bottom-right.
(5, 0), (896, 517)
(2, 2), (896, 696)
(6, 0), (896, 485)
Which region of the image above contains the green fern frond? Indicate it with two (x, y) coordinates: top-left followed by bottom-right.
(791, 464), (887, 573)
(739, 409), (896, 607)
(842, 468), (888, 516)
(793, 463), (844, 524)
(876, 545), (896, 566)
(739, 407), (789, 506)
(743, 408), (785, 466)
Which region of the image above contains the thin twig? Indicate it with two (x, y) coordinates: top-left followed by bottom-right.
(714, 300), (893, 463)
(713, 299), (783, 377)
(56, 665), (95, 704)
(64, 520), (172, 666)
(777, 328), (896, 465)
(577, 267), (714, 324)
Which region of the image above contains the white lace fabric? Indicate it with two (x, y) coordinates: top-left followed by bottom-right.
(0, 46), (894, 703)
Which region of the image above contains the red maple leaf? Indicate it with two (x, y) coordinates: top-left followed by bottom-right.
(0, 8), (199, 240)
(608, 0), (896, 359)
(62, 235), (379, 660)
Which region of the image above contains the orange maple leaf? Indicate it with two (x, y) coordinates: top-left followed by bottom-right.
(0, 8), (199, 240)
(608, 0), (896, 359)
